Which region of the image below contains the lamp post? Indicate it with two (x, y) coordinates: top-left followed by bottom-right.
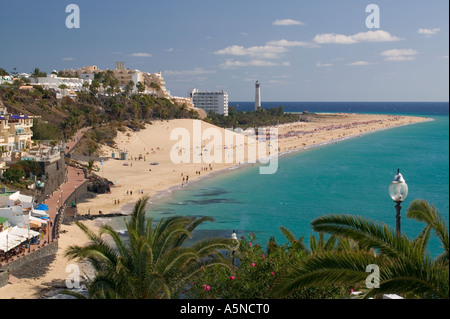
(230, 230), (239, 270)
(28, 220), (31, 253)
(389, 169), (408, 235)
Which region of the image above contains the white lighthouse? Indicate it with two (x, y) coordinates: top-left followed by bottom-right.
(255, 80), (261, 111)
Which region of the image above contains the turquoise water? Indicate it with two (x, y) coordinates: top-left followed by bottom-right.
(111, 114), (449, 257)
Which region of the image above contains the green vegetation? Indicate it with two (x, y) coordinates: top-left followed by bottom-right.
(2, 160), (42, 189)
(2, 166), (25, 183)
(31, 118), (63, 140)
(0, 77), (199, 155)
(187, 231), (352, 299)
(64, 197), (448, 299)
(65, 196), (233, 299)
(57, 70), (79, 78)
(149, 81), (160, 91)
(273, 199), (449, 299)
(30, 68), (47, 82)
(205, 105), (305, 129)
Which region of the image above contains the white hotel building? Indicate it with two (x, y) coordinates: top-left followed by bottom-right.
(188, 89), (228, 116)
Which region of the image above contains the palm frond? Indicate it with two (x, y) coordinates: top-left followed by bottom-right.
(272, 251), (379, 298)
(407, 199), (449, 259)
(174, 216), (215, 247)
(311, 214), (410, 258)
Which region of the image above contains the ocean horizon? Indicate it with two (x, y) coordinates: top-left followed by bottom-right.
(109, 102), (449, 258)
(230, 101), (449, 115)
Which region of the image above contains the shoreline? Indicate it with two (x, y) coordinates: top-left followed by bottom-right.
(0, 113), (432, 299)
(113, 115), (435, 212)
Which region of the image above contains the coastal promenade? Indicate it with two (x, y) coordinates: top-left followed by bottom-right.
(43, 127), (90, 239)
(0, 127), (88, 275)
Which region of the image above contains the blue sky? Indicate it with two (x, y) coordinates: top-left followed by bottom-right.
(0, 0), (448, 101)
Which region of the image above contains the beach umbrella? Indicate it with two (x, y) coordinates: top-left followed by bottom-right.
(36, 204), (49, 211)
(31, 210), (49, 217)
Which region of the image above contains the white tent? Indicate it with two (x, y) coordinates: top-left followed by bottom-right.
(0, 232), (22, 252)
(0, 227), (40, 252)
(31, 210), (49, 218)
(29, 216), (48, 225)
(9, 226), (40, 239)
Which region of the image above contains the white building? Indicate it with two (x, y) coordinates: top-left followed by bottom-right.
(0, 75), (13, 85)
(0, 191), (34, 229)
(29, 74), (90, 98)
(189, 89), (229, 116)
(255, 81), (261, 111)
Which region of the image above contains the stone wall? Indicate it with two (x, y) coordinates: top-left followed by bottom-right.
(0, 241), (59, 288)
(0, 270), (8, 288)
(36, 152), (67, 203)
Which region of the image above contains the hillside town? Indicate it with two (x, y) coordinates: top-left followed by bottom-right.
(0, 62), (233, 286)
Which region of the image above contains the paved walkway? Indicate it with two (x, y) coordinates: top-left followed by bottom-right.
(1, 127), (90, 268)
(43, 127), (90, 239)
(65, 127), (91, 154)
(43, 166), (86, 223)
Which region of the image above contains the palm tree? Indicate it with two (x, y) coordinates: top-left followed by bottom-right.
(65, 196), (233, 299)
(89, 80), (100, 95)
(267, 226), (309, 257)
(272, 199), (449, 299)
(86, 160), (95, 176)
(136, 81), (145, 94)
(59, 84), (68, 97)
(268, 226), (360, 256)
(82, 81), (90, 92)
(31, 67), (46, 83)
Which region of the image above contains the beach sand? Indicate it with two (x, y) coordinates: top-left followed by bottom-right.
(0, 113), (429, 299)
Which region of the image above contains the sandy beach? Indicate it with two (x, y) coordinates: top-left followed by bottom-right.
(76, 114), (430, 217)
(0, 113), (430, 299)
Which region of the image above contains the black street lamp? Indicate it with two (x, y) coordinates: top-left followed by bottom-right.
(230, 230), (239, 270)
(389, 169), (409, 235)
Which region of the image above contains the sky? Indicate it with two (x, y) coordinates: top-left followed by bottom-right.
(0, 0), (448, 102)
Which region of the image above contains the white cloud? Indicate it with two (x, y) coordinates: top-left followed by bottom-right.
(418, 28), (440, 36)
(214, 45), (288, 59)
(220, 59), (290, 69)
(381, 49), (418, 61)
(273, 19), (305, 26)
(164, 67), (216, 76)
(130, 52), (152, 57)
(314, 30), (401, 44)
(62, 57), (74, 61)
(348, 61), (372, 66)
(316, 62), (333, 68)
(266, 39), (319, 48)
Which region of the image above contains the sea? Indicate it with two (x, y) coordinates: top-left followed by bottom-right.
(108, 102), (449, 258)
